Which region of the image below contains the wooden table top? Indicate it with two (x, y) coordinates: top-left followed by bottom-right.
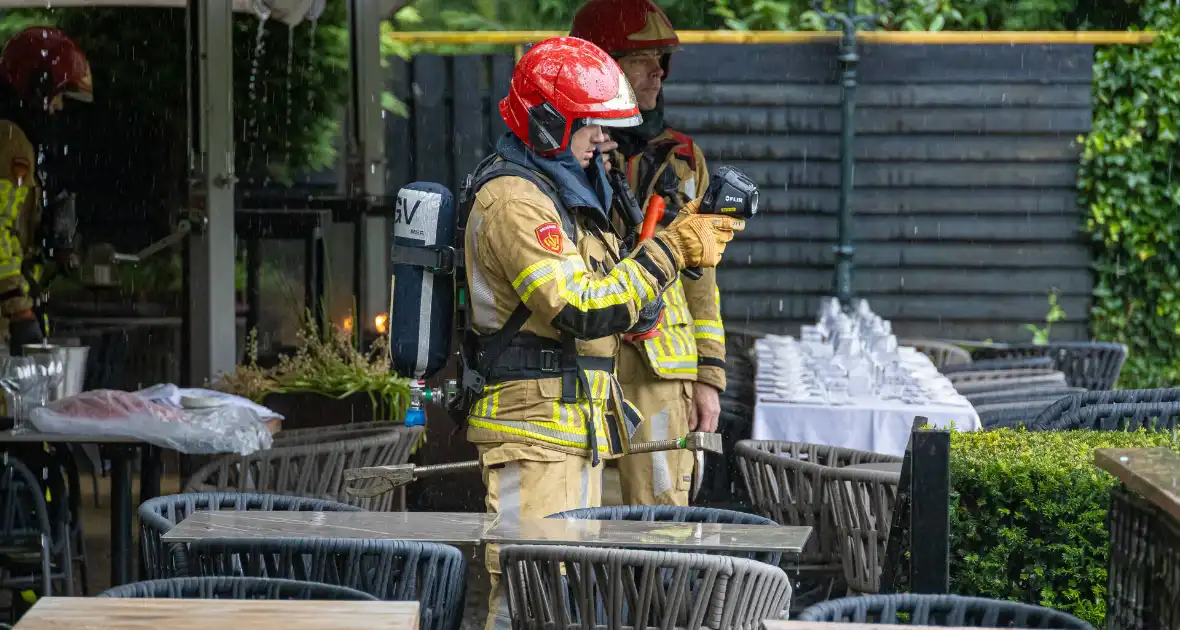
(14, 597), (419, 630)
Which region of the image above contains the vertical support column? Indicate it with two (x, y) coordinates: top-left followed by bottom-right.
(347, 0), (390, 340)
(185, 0), (238, 384)
(910, 427), (951, 594)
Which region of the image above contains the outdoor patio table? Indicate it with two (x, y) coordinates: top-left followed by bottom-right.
(482, 518), (812, 554)
(13, 596), (419, 630)
(754, 344), (980, 456)
(1, 417), (281, 586)
(163, 511), (813, 555)
(0, 430), (157, 588)
(161, 510), (500, 545)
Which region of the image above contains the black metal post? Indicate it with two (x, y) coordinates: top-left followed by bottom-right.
(813, 0), (879, 309)
(910, 427), (951, 594)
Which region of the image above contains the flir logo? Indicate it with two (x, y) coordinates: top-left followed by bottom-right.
(725, 195), (741, 203)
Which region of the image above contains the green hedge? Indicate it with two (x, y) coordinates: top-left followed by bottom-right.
(949, 428), (1180, 626)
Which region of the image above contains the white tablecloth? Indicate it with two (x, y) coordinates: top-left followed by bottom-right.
(753, 396), (980, 457)
(752, 340), (981, 456)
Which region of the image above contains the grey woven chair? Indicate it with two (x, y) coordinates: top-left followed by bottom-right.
(950, 371), (1068, 396)
(187, 537), (465, 630)
(969, 341), (1128, 391)
(822, 464), (901, 595)
(1029, 389), (1180, 430)
(185, 426), (422, 511)
(900, 339), (971, 369)
(272, 421), (410, 447)
(942, 356), (1054, 374)
(966, 385), (1085, 407)
(98, 576), (378, 600)
(548, 505), (782, 566)
(735, 440), (901, 605)
(138, 492), (363, 580)
(797, 593), (1094, 628)
(1037, 402), (1180, 432)
(500, 544), (792, 630)
(0, 453), (73, 599)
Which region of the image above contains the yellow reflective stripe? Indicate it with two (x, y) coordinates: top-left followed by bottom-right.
(693, 319), (725, 343)
(469, 418), (611, 452)
(512, 257), (656, 312)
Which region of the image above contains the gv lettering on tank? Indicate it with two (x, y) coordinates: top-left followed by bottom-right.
(394, 194), (426, 238)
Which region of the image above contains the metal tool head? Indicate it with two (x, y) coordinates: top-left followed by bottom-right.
(691, 449), (705, 501)
(683, 431), (724, 455)
(342, 464), (416, 499)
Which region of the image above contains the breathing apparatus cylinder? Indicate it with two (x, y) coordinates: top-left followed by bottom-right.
(388, 182), (457, 380)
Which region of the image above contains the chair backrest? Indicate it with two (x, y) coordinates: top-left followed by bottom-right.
(272, 421), (406, 447)
(1038, 402), (1180, 432)
(500, 544), (792, 630)
(184, 426), (423, 511)
(734, 440), (901, 570)
(821, 465), (902, 595)
(1031, 389), (1180, 429)
(900, 339), (971, 369)
(548, 505), (782, 565)
(970, 342), (1128, 391)
(186, 537), (465, 630)
(97, 576), (378, 600)
(797, 593), (1094, 628)
(137, 492), (363, 579)
(942, 356), (1054, 374)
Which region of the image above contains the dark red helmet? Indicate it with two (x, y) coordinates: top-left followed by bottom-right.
(0, 27), (93, 106)
(570, 0), (680, 57)
(499, 36), (641, 155)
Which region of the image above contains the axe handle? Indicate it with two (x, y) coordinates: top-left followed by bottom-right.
(414, 460), (482, 478)
(627, 438), (687, 455)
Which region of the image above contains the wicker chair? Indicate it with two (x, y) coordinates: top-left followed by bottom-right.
(942, 356), (1054, 374)
(187, 537), (466, 630)
(822, 464), (901, 595)
(98, 576), (378, 600)
(185, 426), (422, 512)
(138, 492), (363, 580)
(1029, 389), (1180, 430)
(548, 505), (782, 566)
(500, 545), (792, 630)
(950, 370), (1068, 396)
(969, 341), (1128, 391)
(1037, 402), (1180, 432)
(798, 593), (1093, 628)
(271, 421), (409, 447)
(734, 440), (901, 605)
(899, 339), (971, 369)
(966, 385), (1084, 407)
(0, 453), (73, 600)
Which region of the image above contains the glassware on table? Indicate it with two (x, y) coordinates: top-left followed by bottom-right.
(1, 356), (37, 433)
(24, 344), (66, 402)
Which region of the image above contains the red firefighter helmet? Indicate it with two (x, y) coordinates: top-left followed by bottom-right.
(500, 36), (641, 155)
(569, 0), (680, 57)
(0, 27), (93, 106)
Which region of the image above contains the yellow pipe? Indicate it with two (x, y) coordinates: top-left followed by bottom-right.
(387, 30), (1156, 46)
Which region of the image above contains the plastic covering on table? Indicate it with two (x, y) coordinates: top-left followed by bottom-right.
(28, 389), (273, 455)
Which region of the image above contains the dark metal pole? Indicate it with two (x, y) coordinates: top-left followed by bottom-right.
(813, 0), (879, 309)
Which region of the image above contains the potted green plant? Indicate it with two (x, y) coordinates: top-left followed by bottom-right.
(217, 314), (413, 431)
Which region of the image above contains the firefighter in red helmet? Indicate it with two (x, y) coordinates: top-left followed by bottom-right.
(572, 0), (730, 507)
(459, 36), (743, 629)
(0, 26), (92, 354)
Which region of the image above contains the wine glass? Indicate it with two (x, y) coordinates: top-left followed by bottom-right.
(1, 356), (36, 433)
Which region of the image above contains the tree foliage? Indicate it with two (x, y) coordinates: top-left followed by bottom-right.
(1079, 2), (1180, 388)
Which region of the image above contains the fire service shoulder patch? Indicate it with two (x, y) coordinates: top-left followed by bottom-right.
(535, 221), (563, 254)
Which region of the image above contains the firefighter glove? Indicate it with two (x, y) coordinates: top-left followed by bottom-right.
(9, 313), (43, 355)
(657, 211), (744, 269)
